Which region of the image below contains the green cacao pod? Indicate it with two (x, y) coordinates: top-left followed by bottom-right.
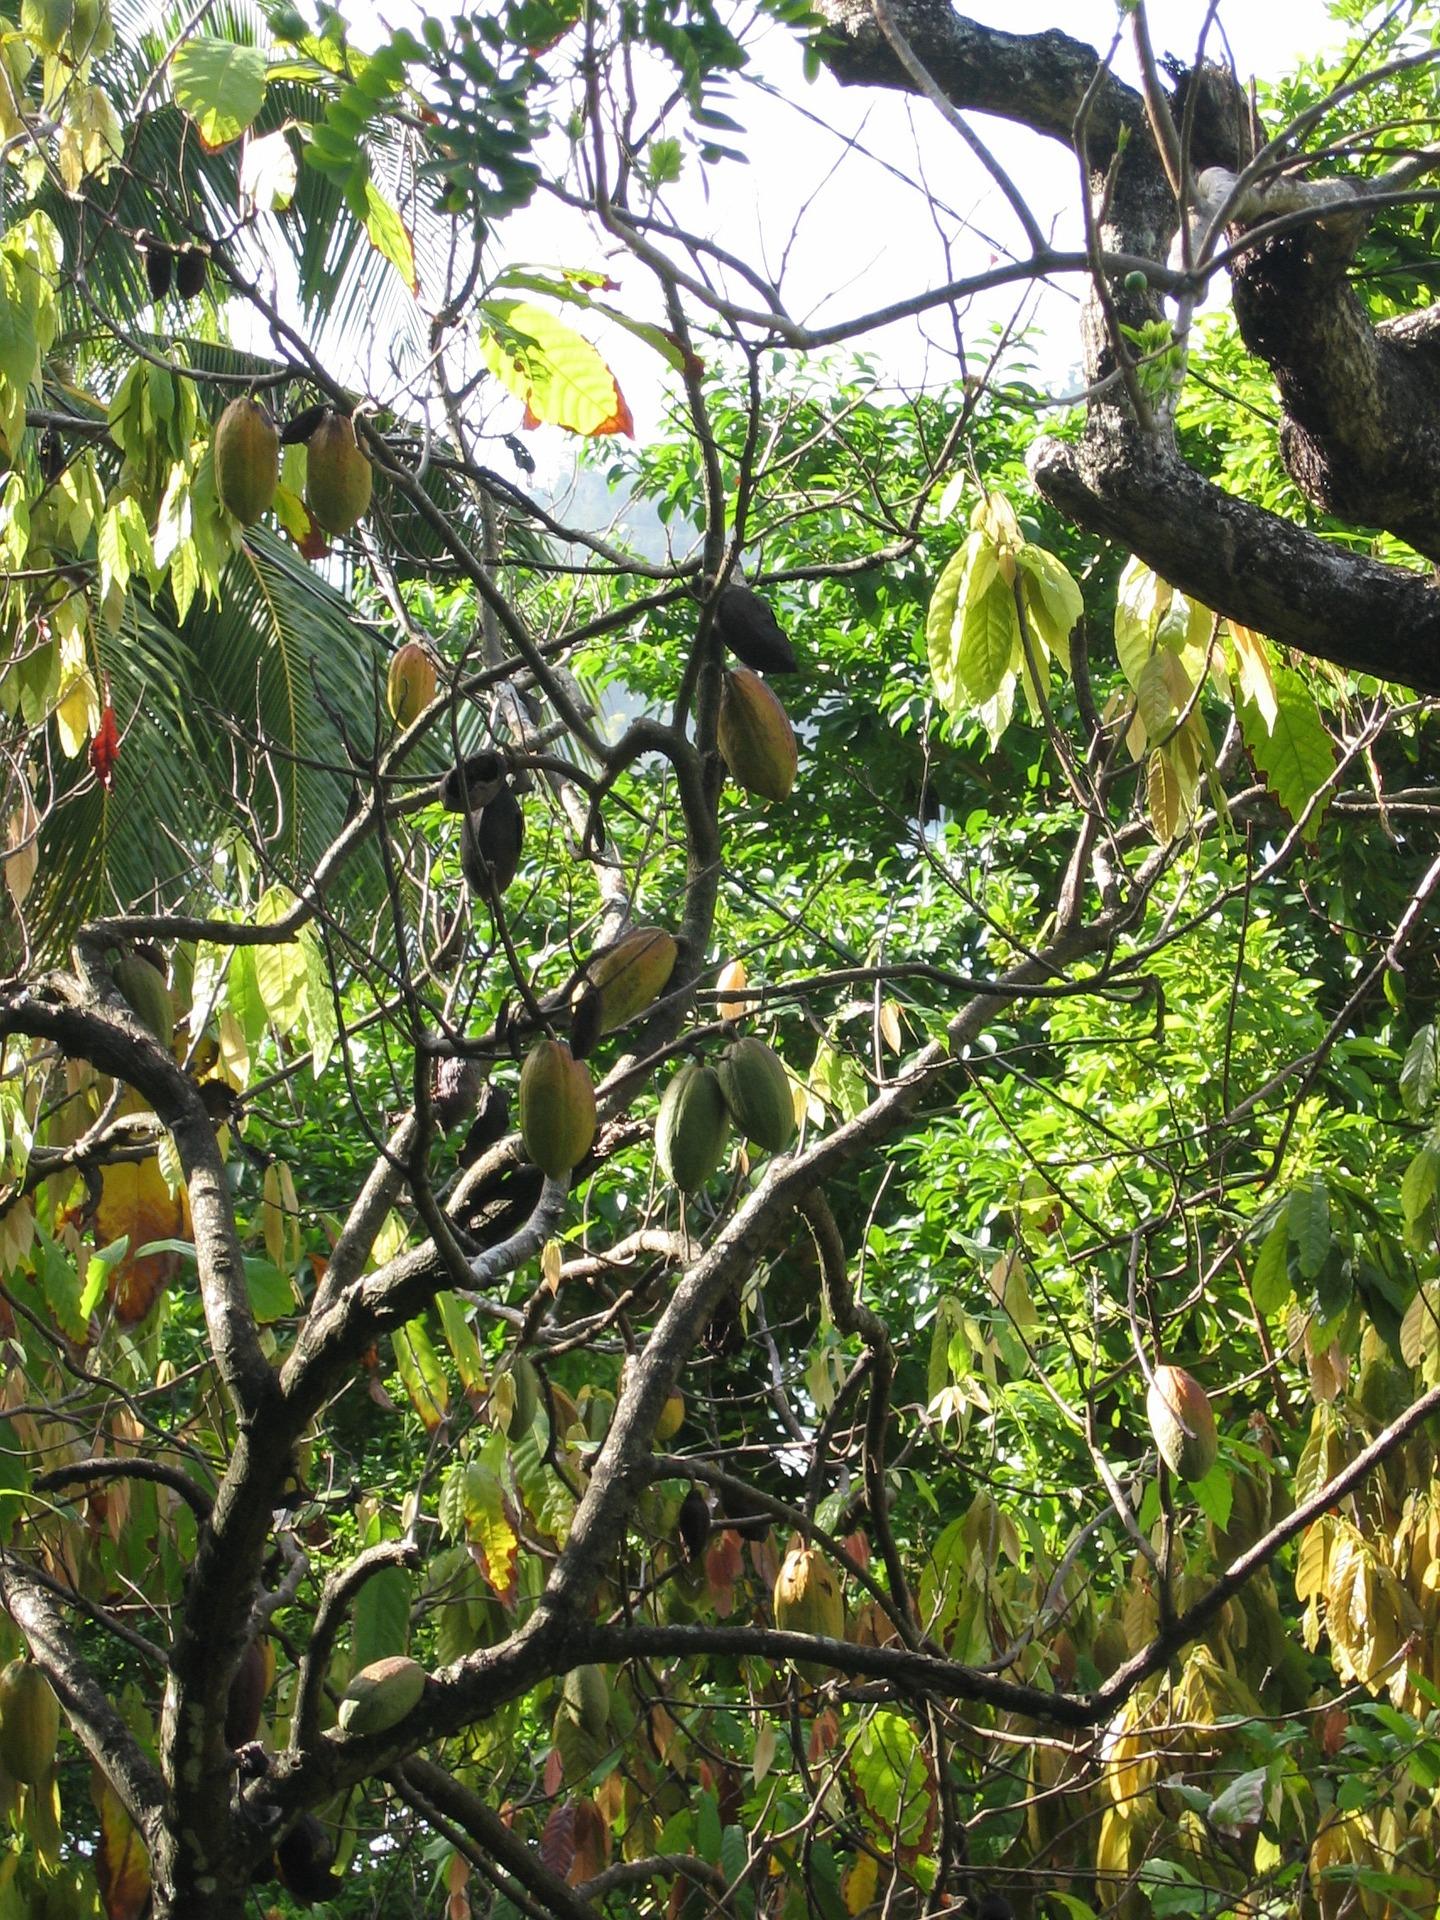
(0, 1660), (60, 1782)
(1146, 1365), (1218, 1482)
(306, 412), (373, 535)
(519, 1038), (596, 1178)
(114, 950), (174, 1049)
(214, 397), (279, 527)
(561, 1663), (609, 1738)
(772, 1547), (844, 1680)
(718, 667), (797, 802)
(586, 926), (678, 1034)
(386, 643), (437, 727)
(655, 1062), (730, 1192)
(337, 1654), (426, 1735)
(716, 1036), (795, 1153)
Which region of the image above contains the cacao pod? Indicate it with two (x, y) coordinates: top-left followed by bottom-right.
(586, 926), (678, 1034)
(561, 1663), (610, 1738)
(1090, 1615), (1129, 1679)
(678, 1486), (711, 1561)
(654, 1389), (685, 1442)
(114, 949), (174, 1048)
(337, 1654), (426, 1735)
(568, 983), (604, 1062)
(1146, 1365), (1218, 1481)
(439, 750), (504, 814)
(306, 411), (372, 535)
(655, 1062), (730, 1192)
(142, 236), (173, 299)
(772, 1547), (844, 1680)
(717, 668), (797, 802)
(519, 1038), (596, 1178)
(713, 584), (797, 675)
(508, 1353), (540, 1435)
(462, 786), (523, 897)
(715, 958), (748, 1021)
(386, 642), (436, 728)
(175, 247), (208, 299)
(0, 1659), (59, 1782)
(716, 1036), (794, 1153)
(275, 1813), (342, 1902)
(214, 397), (279, 527)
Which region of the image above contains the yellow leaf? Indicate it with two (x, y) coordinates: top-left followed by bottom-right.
(842, 1850), (878, 1916)
(481, 301), (633, 439)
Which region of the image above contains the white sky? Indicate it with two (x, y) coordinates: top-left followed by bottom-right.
(505, 0), (1341, 463)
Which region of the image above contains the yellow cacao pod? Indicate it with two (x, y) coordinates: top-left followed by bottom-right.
(519, 1039), (596, 1178)
(772, 1547), (844, 1680)
(386, 643), (437, 727)
(214, 397), (279, 527)
(716, 1036), (794, 1154)
(0, 1659), (59, 1782)
(715, 958), (748, 1021)
(561, 1663), (609, 1738)
(306, 412), (372, 535)
(655, 1062), (730, 1192)
(718, 667), (797, 802)
(586, 926), (678, 1034)
(337, 1654), (426, 1736)
(1146, 1365), (1218, 1482)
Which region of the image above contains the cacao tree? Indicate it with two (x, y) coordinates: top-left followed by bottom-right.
(0, 2), (1437, 1918)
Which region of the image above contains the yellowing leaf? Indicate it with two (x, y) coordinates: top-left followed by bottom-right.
(480, 300), (633, 438)
(362, 181), (416, 292)
(4, 770), (37, 910)
(843, 1850), (878, 1916)
(171, 37), (266, 150)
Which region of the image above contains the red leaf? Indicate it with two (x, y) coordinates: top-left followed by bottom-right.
(591, 387), (635, 438)
(89, 702), (121, 790)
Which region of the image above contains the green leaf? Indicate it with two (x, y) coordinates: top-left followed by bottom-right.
(480, 300), (632, 437)
(1400, 1024), (1440, 1118)
(351, 1564), (411, 1669)
(1191, 1462), (1233, 1534)
(1402, 1131), (1440, 1245)
(1241, 667), (1335, 836)
(362, 181), (416, 292)
(1288, 1175), (1331, 1281)
(1016, 541), (1081, 666)
(394, 1316), (450, 1430)
(243, 1256), (296, 1322)
(957, 571), (1020, 706)
(1250, 1217), (1292, 1315)
(171, 38), (267, 150)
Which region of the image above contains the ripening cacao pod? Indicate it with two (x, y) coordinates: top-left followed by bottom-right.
(0, 1659), (60, 1782)
(306, 411), (372, 535)
(214, 397), (279, 527)
(586, 927), (678, 1034)
(386, 643), (436, 727)
(772, 1547), (844, 1680)
(114, 949), (174, 1049)
(1146, 1365), (1218, 1482)
(654, 1389), (685, 1442)
(655, 1062), (730, 1192)
(716, 1036), (795, 1154)
(519, 1038), (596, 1178)
(715, 958), (748, 1021)
(717, 668), (797, 802)
(561, 1663), (610, 1738)
(337, 1654), (426, 1735)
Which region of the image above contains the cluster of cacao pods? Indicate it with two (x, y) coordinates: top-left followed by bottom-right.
(655, 1033), (794, 1193)
(139, 232), (207, 301)
(213, 396), (372, 541)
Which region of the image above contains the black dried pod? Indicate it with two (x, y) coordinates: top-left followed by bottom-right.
(568, 983), (604, 1063)
(144, 240), (174, 299)
(38, 428), (63, 485)
(280, 401), (331, 446)
(458, 1085), (509, 1168)
(439, 750), (504, 814)
(175, 247), (208, 299)
(431, 1054), (480, 1131)
(718, 1486), (771, 1541)
(714, 583), (797, 676)
(462, 786), (524, 897)
(502, 431), (536, 475)
(274, 1814), (342, 1904)
(678, 1486), (712, 1562)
